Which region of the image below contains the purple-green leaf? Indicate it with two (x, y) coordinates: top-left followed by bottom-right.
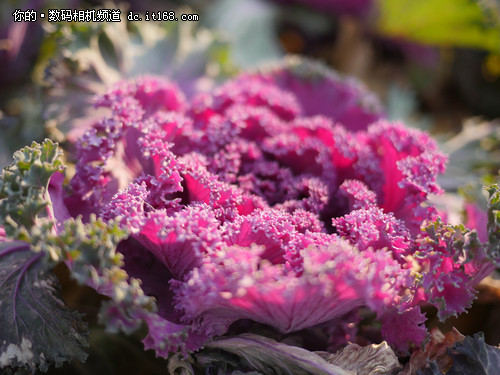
(447, 333), (500, 374)
(0, 240), (88, 372)
(204, 333), (353, 375)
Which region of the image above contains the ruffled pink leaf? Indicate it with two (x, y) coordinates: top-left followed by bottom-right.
(175, 239), (410, 337)
(380, 307), (427, 353)
(222, 209), (297, 264)
(417, 220), (498, 320)
(138, 204), (223, 280)
(189, 76), (301, 123)
(95, 75), (186, 115)
(244, 57), (383, 130)
(141, 313), (208, 357)
(338, 179), (377, 211)
(333, 207), (412, 263)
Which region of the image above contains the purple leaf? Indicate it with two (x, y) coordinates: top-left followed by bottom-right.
(205, 333), (353, 375)
(0, 240), (88, 372)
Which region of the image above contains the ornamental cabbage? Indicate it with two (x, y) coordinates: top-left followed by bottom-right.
(53, 57), (500, 357)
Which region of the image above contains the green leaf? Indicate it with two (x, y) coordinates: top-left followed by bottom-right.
(0, 139), (63, 238)
(54, 216), (127, 283)
(0, 240), (88, 372)
(420, 218), (482, 264)
(376, 0), (500, 52)
(0, 140), (152, 371)
(45, 215), (155, 337)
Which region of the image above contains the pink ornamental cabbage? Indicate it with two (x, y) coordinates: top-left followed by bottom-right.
(65, 58), (497, 355)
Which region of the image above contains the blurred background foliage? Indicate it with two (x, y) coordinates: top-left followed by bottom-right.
(3, 0), (500, 164)
(2, 0), (500, 373)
